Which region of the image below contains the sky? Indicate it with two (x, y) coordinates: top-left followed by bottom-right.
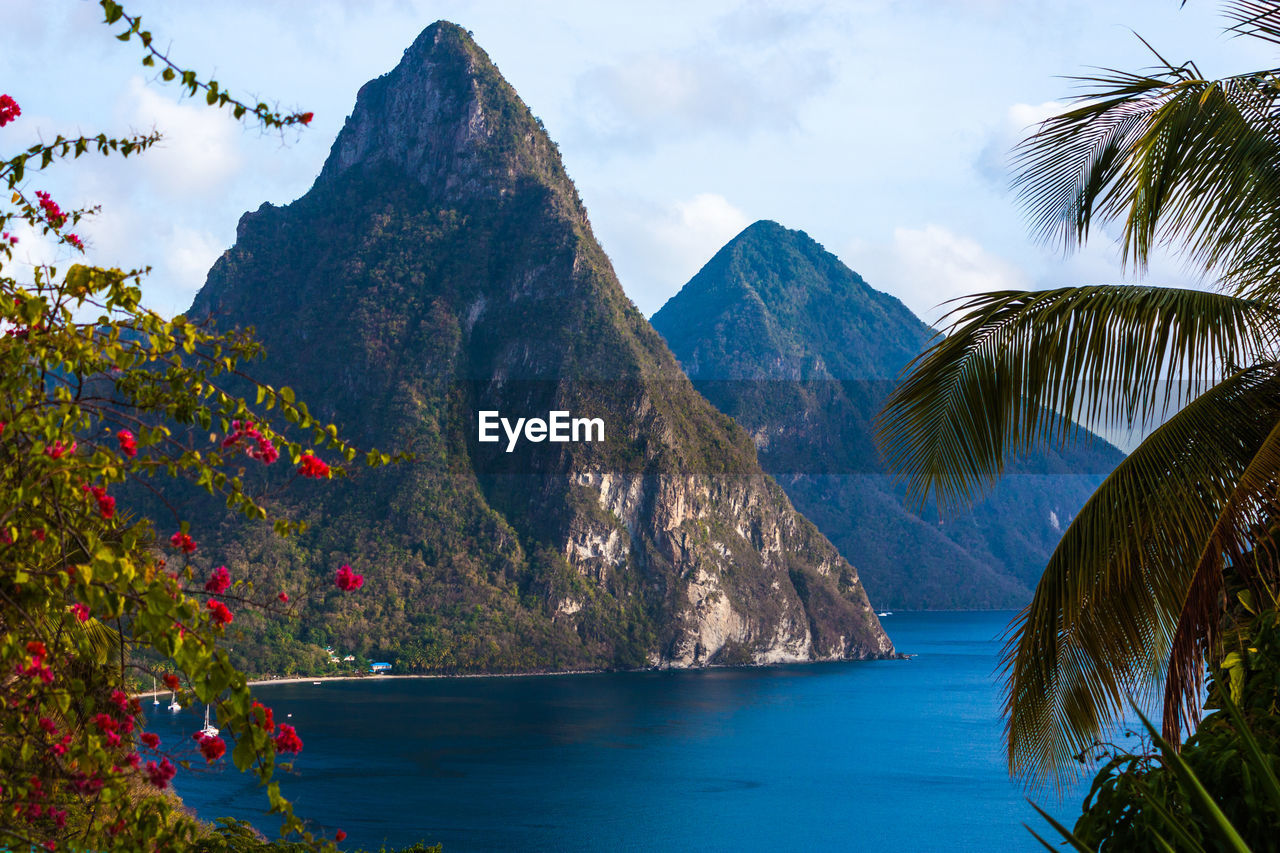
(1, 1), (1273, 325)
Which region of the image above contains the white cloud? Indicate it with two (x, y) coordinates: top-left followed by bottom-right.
(594, 192), (751, 316)
(568, 41), (831, 151)
(844, 225), (1031, 324)
(164, 226), (225, 305)
(124, 78), (244, 198)
(976, 100), (1063, 184)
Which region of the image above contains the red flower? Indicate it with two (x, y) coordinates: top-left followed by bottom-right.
(0, 94), (19, 127)
(277, 591), (289, 603)
(32, 529), (45, 542)
(110, 689), (130, 713)
(163, 673), (181, 691)
(84, 485), (115, 520)
(299, 112), (314, 125)
(43, 440), (76, 459)
(34, 191), (67, 229)
(169, 531), (197, 554)
(70, 603), (89, 622)
(26, 641), (46, 659)
(298, 452), (330, 478)
(0, 232), (16, 245)
(274, 723), (303, 754)
(207, 599), (234, 625)
(251, 700), (275, 732)
(222, 420), (279, 463)
(65, 233), (84, 251)
(334, 564), (364, 591)
(204, 565), (231, 595)
(335, 830), (346, 843)
(116, 430), (137, 458)
(140, 732), (160, 749)
(38, 717), (56, 734)
(93, 713), (117, 733)
(145, 758), (176, 789)
(196, 733), (226, 762)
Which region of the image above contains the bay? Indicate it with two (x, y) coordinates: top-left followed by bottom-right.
(152, 611), (1091, 851)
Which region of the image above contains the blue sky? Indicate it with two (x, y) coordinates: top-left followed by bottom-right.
(1, 1), (1271, 323)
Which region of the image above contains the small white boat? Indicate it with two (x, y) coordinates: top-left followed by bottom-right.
(167, 691), (181, 712)
(312, 681), (321, 685)
(152, 676), (160, 705)
(199, 705), (219, 738)
(877, 611), (893, 617)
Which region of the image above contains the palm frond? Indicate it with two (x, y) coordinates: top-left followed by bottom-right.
(1224, 1), (1280, 47)
(1161, 414), (1280, 741)
(1002, 362), (1280, 787)
(1012, 61), (1280, 298)
(876, 285), (1275, 511)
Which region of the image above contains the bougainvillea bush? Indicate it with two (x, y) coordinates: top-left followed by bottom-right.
(0, 3), (389, 849)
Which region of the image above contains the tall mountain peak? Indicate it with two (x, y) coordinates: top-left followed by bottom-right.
(319, 20), (572, 208)
(192, 28), (894, 671)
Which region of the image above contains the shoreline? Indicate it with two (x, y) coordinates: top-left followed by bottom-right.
(133, 653), (913, 699)
(133, 668), (605, 699)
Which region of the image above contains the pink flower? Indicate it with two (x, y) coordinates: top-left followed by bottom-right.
(169, 531), (197, 554)
(195, 733), (226, 762)
(34, 191), (67, 229)
(140, 732), (160, 749)
(70, 603), (89, 623)
(298, 452), (330, 478)
(207, 599), (234, 625)
(43, 440), (76, 459)
(0, 94), (19, 127)
(334, 564), (364, 591)
(38, 717), (56, 734)
(65, 233), (84, 251)
(116, 430), (137, 458)
(274, 723), (303, 754)
(110, 689), (129, 713)
(251, 700), (275, 733)
(145, 758), (176, 789)
(222, 420), (279, 463)
(84, 485), (115, 519)
(204, 565), (231, 595)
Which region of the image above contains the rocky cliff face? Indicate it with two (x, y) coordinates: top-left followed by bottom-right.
(652, 221), (1126, 610)
(191, 23), (892, 670)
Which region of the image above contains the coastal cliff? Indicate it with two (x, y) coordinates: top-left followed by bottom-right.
(191, 23), (893, 670)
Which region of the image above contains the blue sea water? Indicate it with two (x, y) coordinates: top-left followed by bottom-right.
(152, 611), (1092, 851)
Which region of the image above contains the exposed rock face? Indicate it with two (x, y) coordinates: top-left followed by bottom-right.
(651, 221), (1126, 609)
(191, 23), (892, 670)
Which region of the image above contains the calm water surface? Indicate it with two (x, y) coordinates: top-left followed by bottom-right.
(153, 611), (1090, 851)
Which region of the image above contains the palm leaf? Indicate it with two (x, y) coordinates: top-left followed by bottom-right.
(876, 285), (1274, 511)
(1002, 362), (1280, 787)
(1012, 55), (1280, 299)
(1162, 415), (1280, 741)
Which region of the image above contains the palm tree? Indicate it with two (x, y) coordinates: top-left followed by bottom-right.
(876, 1), (1280, 788)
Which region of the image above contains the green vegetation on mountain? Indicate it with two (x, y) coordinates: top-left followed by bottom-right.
(187, 22), (893, 677)
(651, 220), (1124, 610)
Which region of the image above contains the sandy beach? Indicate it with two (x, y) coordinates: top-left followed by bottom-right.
(133, 668), (604, 700)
